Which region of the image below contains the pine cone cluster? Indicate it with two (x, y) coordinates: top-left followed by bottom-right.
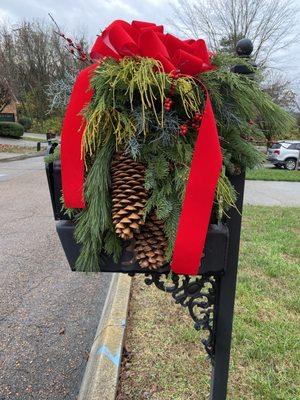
(134, 213), (167, 269)
(111, 152), (147, 240)
(111, 152), (167, 270)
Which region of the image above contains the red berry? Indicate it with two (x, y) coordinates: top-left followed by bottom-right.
(164, 97), (173, 111)
(194, 112), (202, 121)
(179, 124), (188, 136)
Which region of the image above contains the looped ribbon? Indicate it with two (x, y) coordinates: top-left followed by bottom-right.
(61, 20), (222, 275)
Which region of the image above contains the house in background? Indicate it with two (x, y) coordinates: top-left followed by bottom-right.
(0, 94), (18, 122)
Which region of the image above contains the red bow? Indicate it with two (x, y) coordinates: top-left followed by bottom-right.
(90, 20), (213, 76)
(61, 20), (222, 275)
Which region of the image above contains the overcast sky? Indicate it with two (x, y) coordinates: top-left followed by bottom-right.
(1, 0), (299, 97)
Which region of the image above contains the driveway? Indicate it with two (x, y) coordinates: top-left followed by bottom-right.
(0, 157), (111, 400)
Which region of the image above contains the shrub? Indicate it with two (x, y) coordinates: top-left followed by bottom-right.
(31, 115), (63, 135)
(0, 121), (24, 138)
(18, 116), (32, 131)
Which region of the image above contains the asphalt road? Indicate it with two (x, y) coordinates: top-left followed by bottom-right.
(0, 157), (111, 400)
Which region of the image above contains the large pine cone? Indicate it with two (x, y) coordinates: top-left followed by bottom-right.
(111, 152), (147, 240)
(134, 213), (167, 270)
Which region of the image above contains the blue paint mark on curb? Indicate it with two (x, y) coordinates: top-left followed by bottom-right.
(96, 345), (121, 367)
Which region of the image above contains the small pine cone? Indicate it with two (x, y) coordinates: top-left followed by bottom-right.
(134, 213), (167, 270)
(111, 152), (147, 240)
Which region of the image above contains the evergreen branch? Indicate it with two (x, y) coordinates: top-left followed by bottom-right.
(74, 138), (121, 272)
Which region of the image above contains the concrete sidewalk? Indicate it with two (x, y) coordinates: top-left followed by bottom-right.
(244, 180), (300, 206)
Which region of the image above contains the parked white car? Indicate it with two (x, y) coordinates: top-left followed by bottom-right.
(267, 140), (300, 170)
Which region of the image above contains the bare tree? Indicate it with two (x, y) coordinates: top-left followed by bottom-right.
(170, 0), (298, 65)
(0, 20), (89, 123)
(261, 71), (297, 111)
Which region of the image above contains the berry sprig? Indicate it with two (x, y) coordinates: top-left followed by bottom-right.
(48, 13), (91, 64)
(178, 112), (203, 138)
(164, 97), (173, 111)
(58, 32), (91, 63)
(164, 69), (181, 112)
(191, 112), (203, 129)
(179, 124), (188, 136)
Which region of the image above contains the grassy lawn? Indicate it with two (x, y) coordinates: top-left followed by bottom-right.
(117, 206), (300, 400)
(246, 167), (300, 182)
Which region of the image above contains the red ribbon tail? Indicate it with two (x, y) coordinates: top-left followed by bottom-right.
(61, 64), (97, 209)
(171, 96), (222, 275)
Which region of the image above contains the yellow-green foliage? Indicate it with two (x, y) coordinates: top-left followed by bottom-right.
(81, 57), (202, 162)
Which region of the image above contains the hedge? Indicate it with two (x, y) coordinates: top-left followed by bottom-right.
(0, 121), (24, 138)
(18, 117), (32, 131)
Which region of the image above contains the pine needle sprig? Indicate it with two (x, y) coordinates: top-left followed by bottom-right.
(215, 170), (238, 221)
(74, 138), (121, 272)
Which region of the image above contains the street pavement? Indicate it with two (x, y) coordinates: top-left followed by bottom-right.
(0, 157), (111, 400)
(0, 157), (299, 400)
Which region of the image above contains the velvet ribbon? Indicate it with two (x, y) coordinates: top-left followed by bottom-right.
(61, 20), (222, 275)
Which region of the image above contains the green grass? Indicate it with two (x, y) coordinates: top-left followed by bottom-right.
(246, 167), (300, 182)
(117, 206), (300, 400)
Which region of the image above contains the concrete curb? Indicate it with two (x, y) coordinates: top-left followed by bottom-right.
(0, 151), (46, 163)
(78, 273), (132, 400)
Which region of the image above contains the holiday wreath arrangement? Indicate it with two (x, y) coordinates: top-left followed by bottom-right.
(49, 20), (293, 275)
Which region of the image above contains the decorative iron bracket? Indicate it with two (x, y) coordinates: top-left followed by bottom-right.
(143, 272), (221, 362)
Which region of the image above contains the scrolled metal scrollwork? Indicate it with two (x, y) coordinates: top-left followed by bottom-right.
(144, 272), (220, 362)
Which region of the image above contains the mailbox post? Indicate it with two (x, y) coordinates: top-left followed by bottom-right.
(141, 40), (255, 400)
